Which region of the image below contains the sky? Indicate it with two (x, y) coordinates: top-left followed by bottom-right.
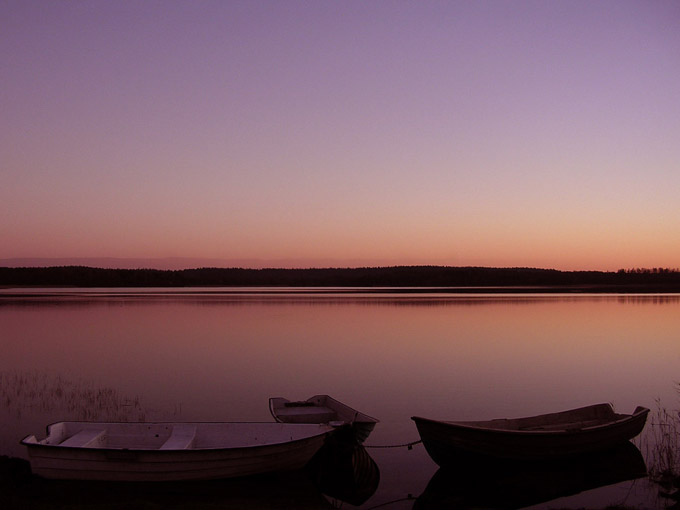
(2, 1), (679, 271)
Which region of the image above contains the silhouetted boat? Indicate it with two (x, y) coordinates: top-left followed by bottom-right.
(413, 441), (647, 509)
(270, 394), (379, 443)
(412, 403), (649, 463)
(21, 421), (336, 481)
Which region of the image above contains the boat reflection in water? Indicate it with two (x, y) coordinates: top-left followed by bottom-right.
(307, 426), (381, 506)
(413, 441), (647, 510)
(3, 430), (379, 509)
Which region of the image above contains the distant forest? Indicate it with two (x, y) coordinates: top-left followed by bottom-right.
(1, 266), (680, 292)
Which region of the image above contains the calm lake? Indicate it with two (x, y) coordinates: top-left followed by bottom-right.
(2, 289), (679, 509)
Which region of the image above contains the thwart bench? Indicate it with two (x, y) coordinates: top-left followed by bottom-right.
(160, 425), (196, 449)
(60, 429), (106, 447)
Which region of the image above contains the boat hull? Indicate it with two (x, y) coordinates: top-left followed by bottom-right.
(412, 404), (649, 463)
(22, 422), (333, 481)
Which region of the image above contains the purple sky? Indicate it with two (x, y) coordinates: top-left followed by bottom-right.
(2, 1), (679, 270)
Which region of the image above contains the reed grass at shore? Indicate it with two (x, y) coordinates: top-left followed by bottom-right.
(0, 371), (145, 423)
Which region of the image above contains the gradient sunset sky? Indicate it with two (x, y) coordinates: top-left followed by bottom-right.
(2, 1), (679, 271)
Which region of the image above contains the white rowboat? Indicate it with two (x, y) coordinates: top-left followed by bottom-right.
(21, 421), (335, 481)
(269, 395), (379, 443)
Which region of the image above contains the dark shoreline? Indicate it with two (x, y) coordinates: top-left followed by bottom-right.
(2, 265), (680, 292)
(2, 285), (680, 295)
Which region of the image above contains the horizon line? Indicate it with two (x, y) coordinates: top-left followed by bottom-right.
(2, 257), (677, 274)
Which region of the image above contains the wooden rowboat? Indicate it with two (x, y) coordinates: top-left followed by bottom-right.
(269, 395), (379, 443)
(21, 421), (336, 481)
(412, 403), (649, 464)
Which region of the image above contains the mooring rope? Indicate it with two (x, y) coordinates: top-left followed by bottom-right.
(364, 439), (422, 450)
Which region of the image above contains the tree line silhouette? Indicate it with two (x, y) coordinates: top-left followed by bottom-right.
(1, 266), (680, 291)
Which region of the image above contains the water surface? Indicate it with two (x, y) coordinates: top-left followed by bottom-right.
(2, 289), (679, 508)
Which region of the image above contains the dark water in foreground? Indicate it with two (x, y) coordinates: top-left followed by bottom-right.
(2, 289), (680, 508)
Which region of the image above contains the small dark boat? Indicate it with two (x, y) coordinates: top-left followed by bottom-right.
(412, 403), (649, 464)
(269, 395), (379, 443)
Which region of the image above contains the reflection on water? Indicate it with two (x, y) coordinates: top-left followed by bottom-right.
(307, 427), (380, 506)
(0, 464), (337, 509)
(3, 287), (680, 308)
(414, 442), (647, 510)
(2, 290), (680, 508)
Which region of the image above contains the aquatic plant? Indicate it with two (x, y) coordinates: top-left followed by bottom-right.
(0, 370), (146, 422)
(642, 395), (680, 506)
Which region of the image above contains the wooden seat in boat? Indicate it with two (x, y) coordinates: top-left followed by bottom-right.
(160, 424), (196, 449)
(274, 405), (335, 423)
(60, 429), (106, 447)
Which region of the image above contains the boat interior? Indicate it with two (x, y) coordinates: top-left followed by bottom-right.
(29, 422), (330, 450)
(271, 395), (378, 424)
(451, 404), (627, 431)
